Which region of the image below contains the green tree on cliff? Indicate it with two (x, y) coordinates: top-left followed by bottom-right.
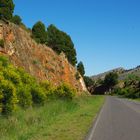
(32, 21), (48, 44)
(47, 24), (77, 66)
(11, 15), (22, 25)
(77, 61), (85, 77)
(0, 0), (15, 20)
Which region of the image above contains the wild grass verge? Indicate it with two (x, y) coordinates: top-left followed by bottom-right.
(0, 96), (105, 140)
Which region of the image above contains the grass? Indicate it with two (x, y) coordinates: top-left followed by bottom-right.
(0, 96), (105, 140)
(129, 98), (140, 102)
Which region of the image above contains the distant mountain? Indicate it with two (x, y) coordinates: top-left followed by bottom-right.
(91, 66), (140, 81)
(91, 68), (125, 81)
(119, 66), (140, 80)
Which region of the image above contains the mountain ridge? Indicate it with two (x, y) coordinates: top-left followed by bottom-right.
(91, 66), (140, 81)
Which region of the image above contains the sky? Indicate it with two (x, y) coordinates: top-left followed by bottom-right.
(13, 0), (140, 76)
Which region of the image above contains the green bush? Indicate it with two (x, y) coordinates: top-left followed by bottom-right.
(3, 69), (21, 85)
(0, 55), (77, 116)
(0, 39), (4, 48)
(31, 85), (46, 105)
(54, 83), (76, 99)
(16, 68), (35, 85)
(17, 85), (32, 108)
(0, 56), (9, 67)
(0, 80), (18, 115)
(40, 81), (55, 96)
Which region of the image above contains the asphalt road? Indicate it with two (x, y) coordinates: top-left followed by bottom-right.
(86, 96), (140, 140)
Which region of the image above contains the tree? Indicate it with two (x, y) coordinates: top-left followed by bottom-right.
(11, 15), (22, 25)
(77, 61), (85, 77)
(47, 24), (77, 66)
(84, 76), (94, 88)
(32, 21), (48, 44)
(47, 24), (62, 53)
(104, 72), (118, 89)
(0, 0), (15, 20)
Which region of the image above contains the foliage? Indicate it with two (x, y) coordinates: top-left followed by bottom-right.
(0, 0), (15, 20)
(55, 83), (76, 99)
(32, 21), (48, 44)
(17, 85), (32, 108)
(0, 55), (78, 115)
(3, 69), (21, 85)
(0, 55), (9, 67)
(84, 76), (94, 88)
(47, 24), (77, 66)
(104, 72), (118, 89)
(32, 22), (77, 66)
(31, 85), (46, 105)
(40, 80), (55, 96)
(77, 61), (85, 77)
(47, 24), (62, 53)
(0, 39), (4, 48)
(0, 79), (18, 115)
(11, 15), (22, 25)
(115, 74), (140, 99)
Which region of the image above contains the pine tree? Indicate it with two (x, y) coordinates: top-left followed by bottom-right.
(47, 24), (77, 66)
(32, 21), (48, 44)
(77, 62), (85, 77)
(12, 15), (22, 25)
(0, 0), (15, 20)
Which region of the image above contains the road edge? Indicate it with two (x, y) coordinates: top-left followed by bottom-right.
(84, 96), (106, 140)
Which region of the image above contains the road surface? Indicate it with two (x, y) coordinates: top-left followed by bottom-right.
(86, 96), (140, 140)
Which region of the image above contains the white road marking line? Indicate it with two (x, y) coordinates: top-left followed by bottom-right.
(87, 100), (106, 140)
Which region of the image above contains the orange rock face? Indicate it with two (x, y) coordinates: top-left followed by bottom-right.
(0, 22), (87, 93)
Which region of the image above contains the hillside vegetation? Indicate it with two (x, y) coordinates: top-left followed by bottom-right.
(0, 55), (77, 115)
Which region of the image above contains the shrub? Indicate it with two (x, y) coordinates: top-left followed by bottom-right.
(17, 85), (32, 108)
(17, 68), (36, 85)
(0, 80), (18, 115)
(0, 39), (4, 48)
(0, 56), (9, 67)
(31, 85), (46, 105)
(40, 81), (55, 96)
(55, 83), (76, 99)
(3, 69), (21, 85)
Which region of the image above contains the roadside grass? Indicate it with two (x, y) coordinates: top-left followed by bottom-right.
(128, 98), (140, 102)
(0, 96), (105, 140)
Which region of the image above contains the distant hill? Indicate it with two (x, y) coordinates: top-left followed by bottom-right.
(91, 66), (140, 82)
(119, 66), (140, 80)
(91, 68), (125, 81)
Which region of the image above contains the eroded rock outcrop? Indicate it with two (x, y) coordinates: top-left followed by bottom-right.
(0, 21), (87, 94)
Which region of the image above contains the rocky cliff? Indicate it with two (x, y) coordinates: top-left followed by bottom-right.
(0, 21), (87, 94)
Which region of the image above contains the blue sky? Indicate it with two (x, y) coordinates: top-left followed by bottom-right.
(13, 0), (140, 76)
